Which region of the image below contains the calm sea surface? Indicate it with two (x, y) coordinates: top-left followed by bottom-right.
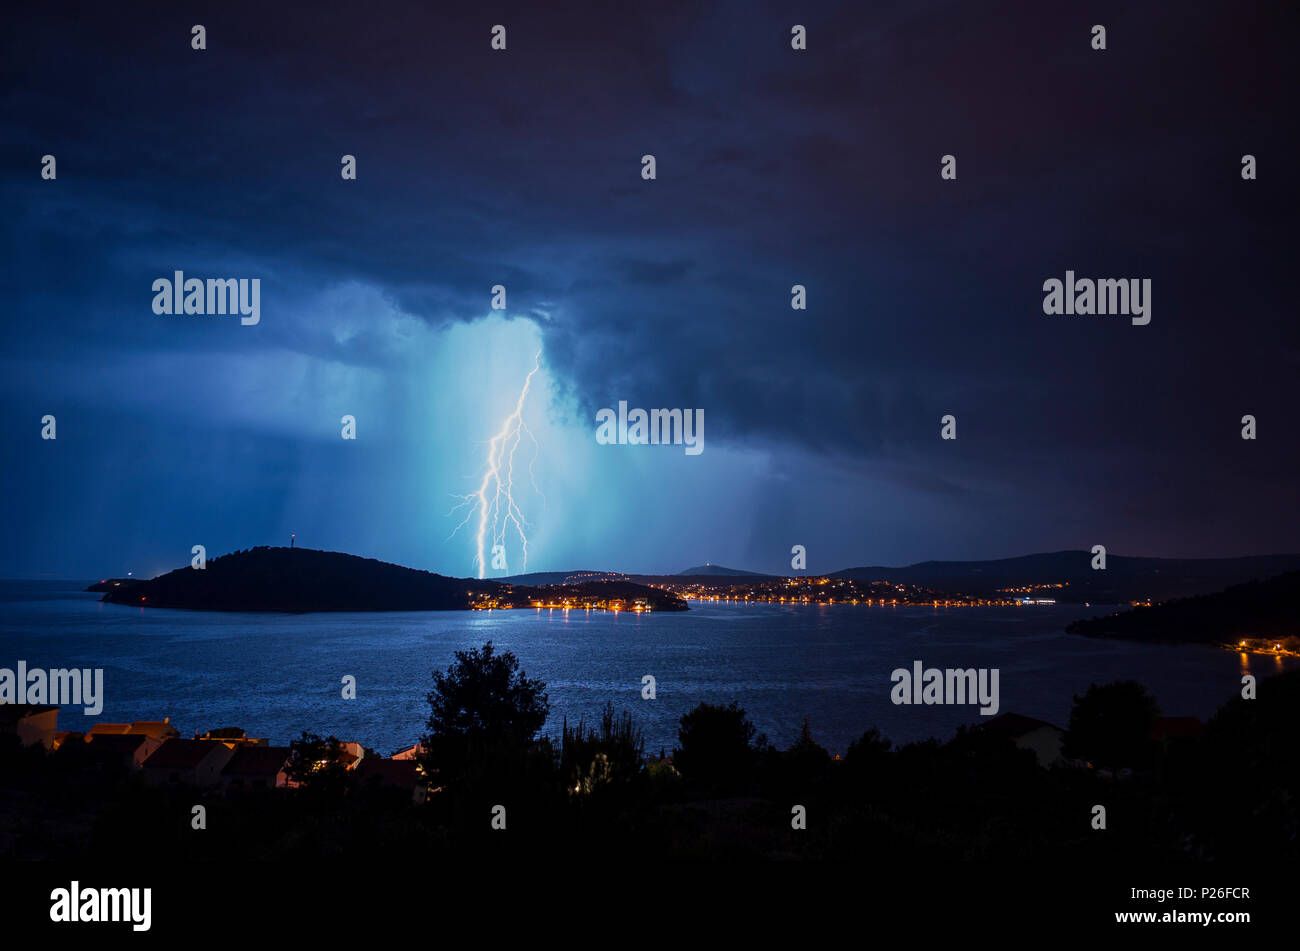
(2, 581), (1292, 755)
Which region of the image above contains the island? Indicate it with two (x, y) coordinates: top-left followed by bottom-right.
(1065, 570), (1300, 652)
(86, 578), (141, 593)
(94, 546), (688, 614)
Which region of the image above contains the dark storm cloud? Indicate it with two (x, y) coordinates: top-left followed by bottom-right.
(2, 0), (1298, 571)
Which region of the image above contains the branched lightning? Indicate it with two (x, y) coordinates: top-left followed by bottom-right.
(448, 351), (544, 578)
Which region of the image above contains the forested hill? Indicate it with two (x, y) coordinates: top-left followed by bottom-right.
(100, 546), (499, 611)
(1066, 571), (1300, 644)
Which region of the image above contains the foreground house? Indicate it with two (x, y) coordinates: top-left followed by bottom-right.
(0, 704), (59, 750)
(140, 739), (235, 786)
(129, 720), (181, 741)
(1148, 717), (1205, 763)
(220, 745), (292, 790)
(975, 712), (1067, 768)
(1149, 716), (1204, 743)
(339, 740), (366, 770)
(391, 742), (427, 761)
(52, 731), (84, 751)
(354, 757), (427, 804)
(85, 732), (161, 770)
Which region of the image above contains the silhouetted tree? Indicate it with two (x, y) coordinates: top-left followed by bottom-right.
(420, 641), (550, 787)
(846, 726), (892, 760)
(843, 726), (892, 786)
(674, 701), (759, 791)
(1063, 680), (1159, 769)
(783, 717), (832, 782)
(286, 731), (350, 796)
(561, 702), (645, 795)
(1193, 669), (1300, 861)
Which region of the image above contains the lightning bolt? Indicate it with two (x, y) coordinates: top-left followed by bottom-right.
(448, 350), (544, 579)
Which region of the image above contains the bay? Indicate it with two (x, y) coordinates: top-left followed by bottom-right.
(2, 581), (1292, 756)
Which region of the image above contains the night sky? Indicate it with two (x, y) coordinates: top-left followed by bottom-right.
(2, 0), (1297, 580)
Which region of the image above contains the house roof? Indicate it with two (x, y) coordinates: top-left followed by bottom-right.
(222, 745), (291, 777)
(976, 712), (1062, 739)
(1149, 717), (1204, 740)
(142, 739), (227, 770)
(355, 758), (419, 788)
(202, 727), (247, 739)
(129, 721), (179, 738)
(87, 733), (150, 754)
(87, 723), (133, 735)
(0, 704), (59, 724)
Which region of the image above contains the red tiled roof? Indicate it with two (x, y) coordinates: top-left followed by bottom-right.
(142, 739), (226, 770)
(86, 733), (150, 754)
(128, 721), (179, 738)
(87, 723), (132, 735)
(355, 758), (419, 788)
(221, 745), (291, 777)
(976, 712), (1062, 738)
(1149, 717), (1204, 740)
(203, 727), (247, 739)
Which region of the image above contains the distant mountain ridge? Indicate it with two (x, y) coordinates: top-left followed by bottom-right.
(498, 570), (629, 586)
(831, 551), (1300, 604)
(675, 564), (767, 577)
(94, 548), (1300, 612)
(651, 552), (1300, 602)
(833, 551), (1300, 580)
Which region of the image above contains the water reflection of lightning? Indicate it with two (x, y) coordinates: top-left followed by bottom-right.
(448, 351), (544, 579)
